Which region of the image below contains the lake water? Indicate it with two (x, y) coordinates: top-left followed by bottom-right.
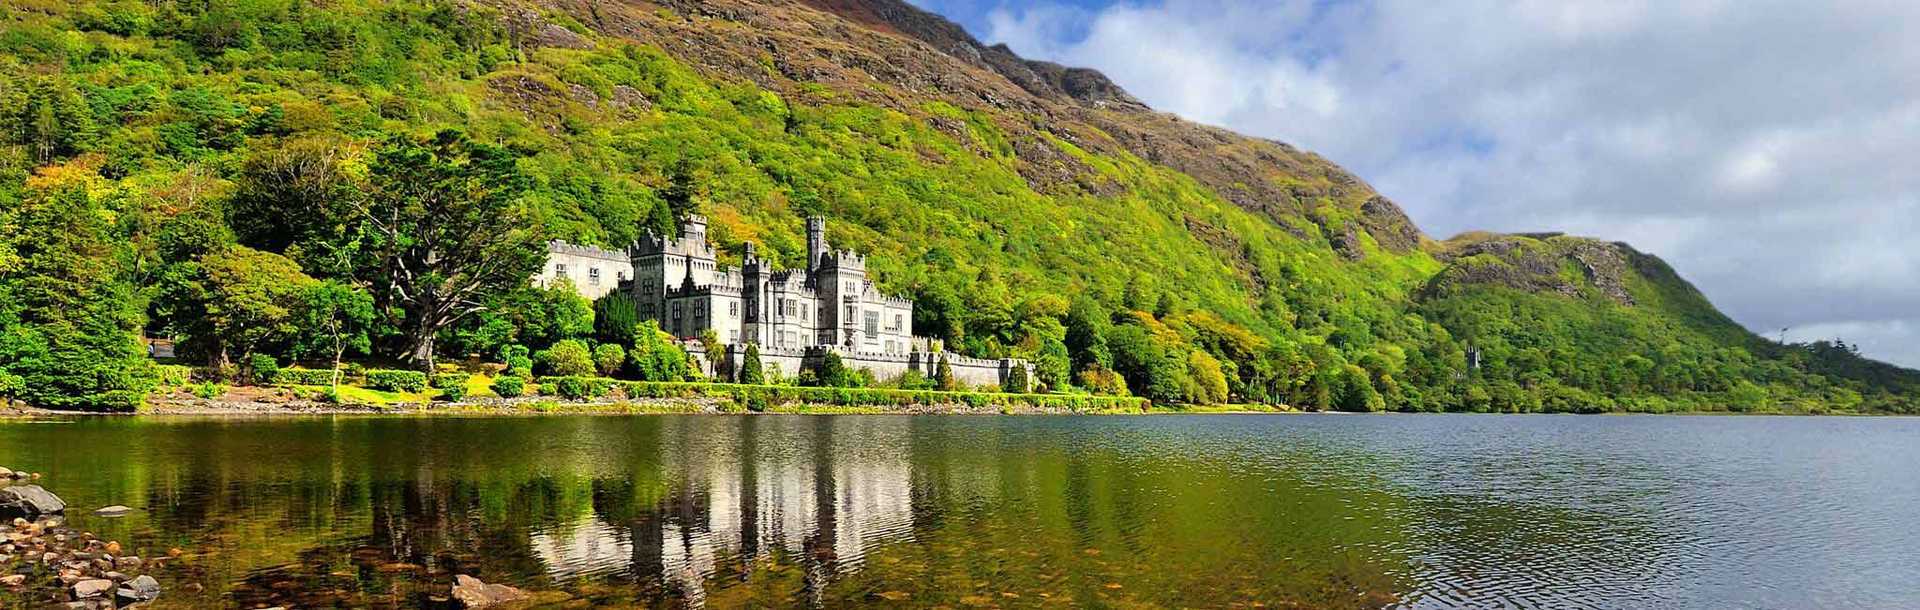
(1, 414), (1917, 608)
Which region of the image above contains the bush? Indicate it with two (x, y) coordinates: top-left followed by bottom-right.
(248, 355), (279, 384)
(438, 383), (468, 402)
(275, 368), (343, 386)
(537, 376), (614, 400)
(536, 340), (595, 377)
(593, 343), (626, 377)
(156, 365), (193, 386)
(193, 382), (224, 399)
(491, 375), (525, 398)
(366, 369), (429, 392)
(431, 372), (469, 389)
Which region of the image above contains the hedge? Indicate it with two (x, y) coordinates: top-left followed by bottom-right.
(156, 365), (193, 386)
(366, 369), (429, 393)
(530, 378), (1150, 412)
(431, 373), (469, 390)
(491, 376), (526, 398)
(537, 376), (616, 400)
(276, 368), (344, 386)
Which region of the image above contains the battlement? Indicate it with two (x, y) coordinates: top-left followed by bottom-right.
(546, 240), (630, 262)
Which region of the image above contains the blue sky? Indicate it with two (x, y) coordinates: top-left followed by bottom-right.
(907, 0), (1920, 368)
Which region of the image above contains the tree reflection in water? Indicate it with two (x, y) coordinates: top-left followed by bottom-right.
(0, 416), (1407, 609)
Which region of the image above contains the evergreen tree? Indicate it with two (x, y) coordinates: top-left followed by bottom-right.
(593, 294), (639, 346)
(1002, 363), (1030, 393)
(935, 354), (956, 391)
(740, 343), (765, 384)
(0, 187), (155, 411)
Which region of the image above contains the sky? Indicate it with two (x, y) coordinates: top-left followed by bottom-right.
(908, 0), (1920, 368)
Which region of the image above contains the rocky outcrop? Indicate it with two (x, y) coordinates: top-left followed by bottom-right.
(0, 485), (65, 520)
(1424, 233), (1640, 306)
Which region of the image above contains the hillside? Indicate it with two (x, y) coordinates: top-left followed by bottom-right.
(0, 0), (1914, 413)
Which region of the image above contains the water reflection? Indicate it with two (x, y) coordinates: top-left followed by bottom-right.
(5, 414), (1915, 608)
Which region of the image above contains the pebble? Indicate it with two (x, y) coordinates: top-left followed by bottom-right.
(72, 578), (114, 599)
(92, 506), (134, 517)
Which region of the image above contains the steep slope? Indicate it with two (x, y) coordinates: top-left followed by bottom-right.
(0, 0), (1912, 413)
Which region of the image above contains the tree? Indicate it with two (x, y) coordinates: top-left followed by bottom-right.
(739, 343), (765, 384)
(350, 130), (545, 370)
(628, 320), (688, 382)
(0, 187), (155, 411)
(810, 351), (857, 388)
(1002, 363), (1030, 393)
(593, 294), (640, 346)
(289, 280), (376, 392)
(199, 246), (316, 374)
(699, 328), (725, 375)
(935, 354), (956, 391)
(593, 343), (626, 377)
(12, 77), (95, 165)
(1033, 338), (1071, 392)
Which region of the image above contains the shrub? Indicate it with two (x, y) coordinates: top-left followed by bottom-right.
(538, 376), (613, 400)
(366, 369), (429, 393)
(1002, 364), (1030, 394)
(193, 382), (224, 399)
(739, 344), (765, 384)
(156, 365), (193, 386)
(247, 354), (280, 385)
(491, 375), (525, 398)
(593, 343), (626, 377)
(438, 383), (468, 402)
(536, 339), (595, 377)
(500, 345), (532, 376)
(431, 372), (469, 390)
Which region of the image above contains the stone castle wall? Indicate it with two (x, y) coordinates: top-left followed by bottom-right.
(698, 344), (1031, 391)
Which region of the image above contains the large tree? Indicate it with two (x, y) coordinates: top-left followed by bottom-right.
(354, 130), (545, 369)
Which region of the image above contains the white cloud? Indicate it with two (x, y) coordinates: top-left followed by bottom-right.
(959, 0), (1920, 367)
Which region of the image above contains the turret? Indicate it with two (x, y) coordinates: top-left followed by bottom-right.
(806, 216), (827, 272)
(683, 214), (709, 245)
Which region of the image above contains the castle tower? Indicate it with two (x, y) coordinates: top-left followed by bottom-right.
(684, 214), (709, 245)
(806, 216), (827, 272)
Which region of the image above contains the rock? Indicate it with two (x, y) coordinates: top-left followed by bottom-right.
(0, 467), (12, 479)
(117, 556), (142, 570)
(0, 574), (24, 587)
(72, 578), (114, 599)
(91, 506), (133, 517)
(451, 574), (530, 608)
(103, 541), (120, 555)
(115, 574), (161, 605)
(0, 485), (65, 520)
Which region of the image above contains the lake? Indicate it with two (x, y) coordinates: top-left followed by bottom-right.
(2, 414), (1917, 608)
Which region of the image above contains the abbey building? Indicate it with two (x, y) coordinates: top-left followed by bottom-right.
(538, 216), (917, 354)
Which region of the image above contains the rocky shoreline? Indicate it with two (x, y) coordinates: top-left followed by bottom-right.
(1, 467), (169, 608)
(4, 394), (1139, 418)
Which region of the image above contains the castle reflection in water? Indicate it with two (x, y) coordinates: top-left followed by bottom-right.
(522, 416), (936, 606)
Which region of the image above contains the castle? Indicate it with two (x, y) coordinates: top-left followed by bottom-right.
(536, 216), (1029, 388)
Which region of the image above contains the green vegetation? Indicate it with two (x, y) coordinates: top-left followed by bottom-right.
(0, 0), (1911, 414)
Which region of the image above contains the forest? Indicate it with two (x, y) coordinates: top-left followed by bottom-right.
(0, 0), (1914, 414)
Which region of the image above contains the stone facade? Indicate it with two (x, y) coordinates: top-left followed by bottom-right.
(542, 216), (1028, 388)
(536, 242), (633, 300)
(630, 215), (915, 355)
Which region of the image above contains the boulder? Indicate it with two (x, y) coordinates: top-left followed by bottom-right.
(0, 485), (64, 520)
(72, 578), (114, 599)
(92, 506), (134, 517)
(115, 574), (162, 605)
(1, 574), (24, 587)
(451, 574), (529, 608)
(0, 467), (12, 479)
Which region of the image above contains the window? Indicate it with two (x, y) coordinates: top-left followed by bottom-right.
(729, 302), (739, 318)
(617, 271), (627, 282)
(729, 330), (739, 343)
(589, 268), (602, 285)
(555, 263), (568, 277)
(672, 304), (682, 320)
(893, 314), (903, 332)
(864, 311), (879, 337)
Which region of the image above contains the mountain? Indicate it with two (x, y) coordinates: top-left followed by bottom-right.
(0, 0), (1913, 413)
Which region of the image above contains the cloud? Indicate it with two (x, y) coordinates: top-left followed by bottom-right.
(939, 0), (1920, 367)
